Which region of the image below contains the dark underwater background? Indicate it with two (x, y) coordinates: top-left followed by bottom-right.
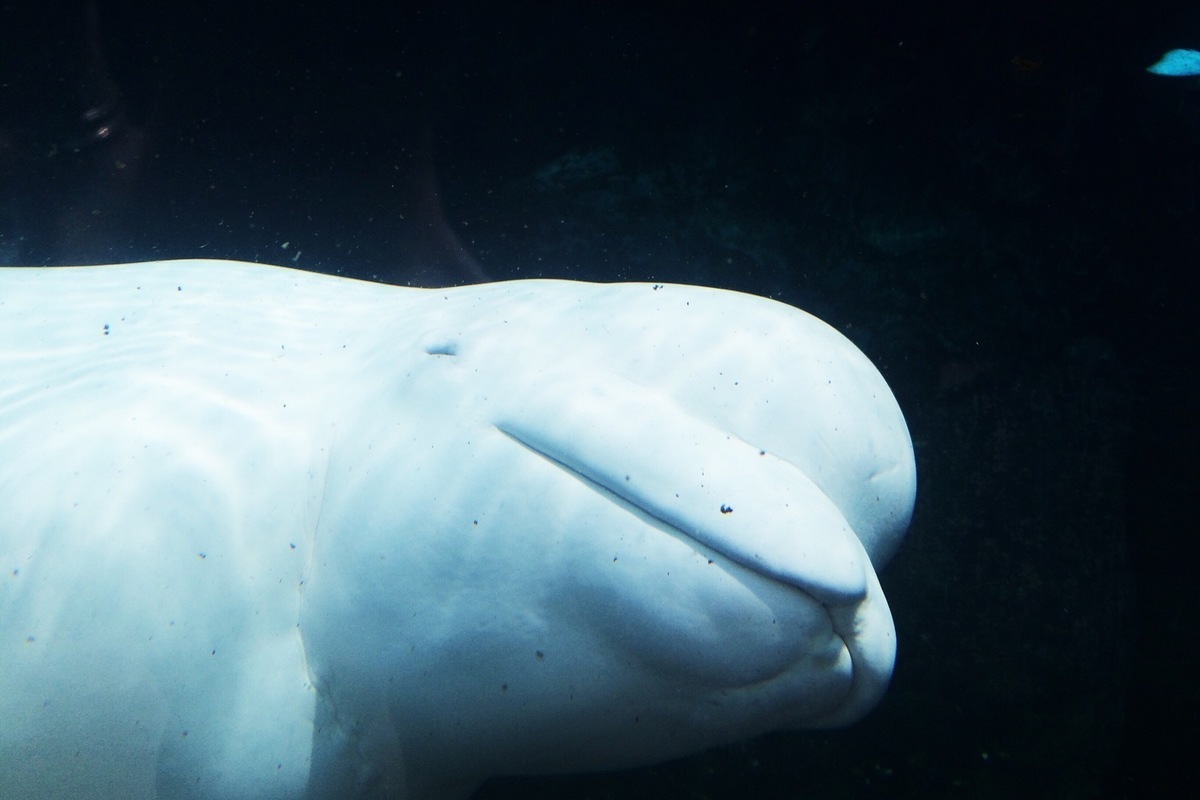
(2, 1), (1195, 797)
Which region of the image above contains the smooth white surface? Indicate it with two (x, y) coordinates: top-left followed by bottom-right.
(0, 260), (915, 799)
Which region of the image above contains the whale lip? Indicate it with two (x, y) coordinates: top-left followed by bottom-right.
(496, 413), (895, 726)
(492, 378), (869, 608)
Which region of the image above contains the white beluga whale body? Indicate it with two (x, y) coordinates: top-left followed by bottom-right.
(0, 260), (916, 799)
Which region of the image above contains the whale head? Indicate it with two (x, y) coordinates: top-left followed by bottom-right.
(295, 277), (916, 793)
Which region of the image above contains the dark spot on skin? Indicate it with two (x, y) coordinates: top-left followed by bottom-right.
(181, 730), (188, 738)
(535, 650), (545, 661)
(197, 552), (206, 559)
(289, 543), (296, 549)
(501, 684), (508, 692)
(759, 450), (766, 456)
(720, 504), (733, 514)
(103, 323), (110, 336)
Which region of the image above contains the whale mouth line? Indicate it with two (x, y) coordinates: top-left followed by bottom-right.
(495, 422), (742, 564)
(493, 419), (866, 607)
(491, 373), (868, 607)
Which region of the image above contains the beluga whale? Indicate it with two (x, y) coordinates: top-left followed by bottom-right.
(0, 259), (916, 799)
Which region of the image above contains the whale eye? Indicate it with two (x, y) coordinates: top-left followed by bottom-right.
(424, 340), (459, 357)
